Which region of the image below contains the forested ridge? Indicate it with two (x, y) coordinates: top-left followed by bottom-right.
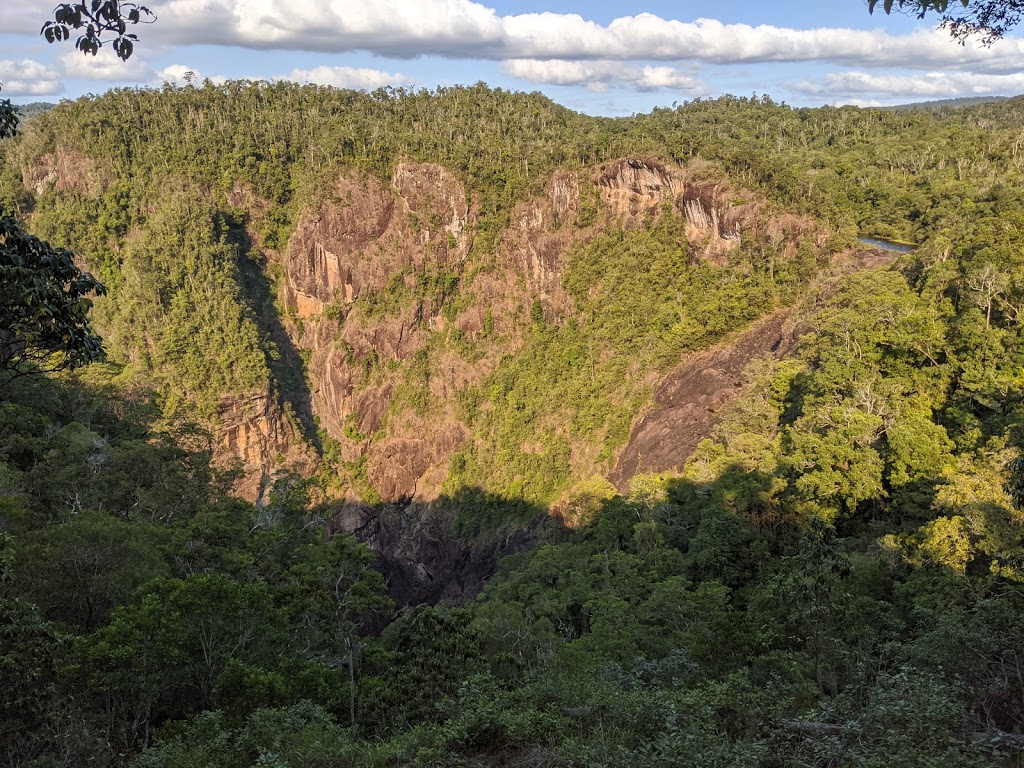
(3, 83), (1024, 766)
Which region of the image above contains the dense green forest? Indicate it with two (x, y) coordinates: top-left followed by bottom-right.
(3, 83), (1024, 766)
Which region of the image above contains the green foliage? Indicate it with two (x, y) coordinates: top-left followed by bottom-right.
(8, 84), (1024, 768)
(450, 219), (781, 507)
(42, 1), (156, 61)
(132, 703), (363, 768)
(0, 209), (106, 376)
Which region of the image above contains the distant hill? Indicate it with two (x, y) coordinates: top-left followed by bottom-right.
(15, 101), (55, 126)
(885, 94), (1017, 110)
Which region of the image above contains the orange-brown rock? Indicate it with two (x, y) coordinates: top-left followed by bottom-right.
(505, 170), (581, 297)
(214, 388), (317, 501)
(221, 158), (831, 505)
(278, 164), (474, 453)
(609, 308), (800, 491)
(22, 147), (112, 197)
(367, 424), (465, 504)
(609, 245), (900, 491)
(283, 163), (472, 320)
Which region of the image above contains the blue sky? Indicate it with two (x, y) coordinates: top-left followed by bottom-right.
(2, 0), (1023, 115)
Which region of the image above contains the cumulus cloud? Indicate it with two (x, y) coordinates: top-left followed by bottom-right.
(0, 59), (62, 96)
(60, 48), (155, 81)
(150, 0), (505, 56)
(503, 59), (703, 93)
(793, 70), (1024, 99)
(133, 1), (1024, 73)
(6, 0), (1024, 104)
(158, 64), (206, 86)
(281, 65), (412, 89)
(157, 64), (229, 86)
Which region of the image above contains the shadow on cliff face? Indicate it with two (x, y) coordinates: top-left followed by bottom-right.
(334, 464), (795, 609)
(334, 466), (792, 610)
(218, 210), (321, 453)
(331, 487), (548, 607)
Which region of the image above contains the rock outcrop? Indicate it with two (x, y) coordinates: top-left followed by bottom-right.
(275, 164), (475, 502)
(595, 157), (816, 264)
(218, 157), (829, 505)
(609, 246), (901, 490)
(215, 388), (318, 500)
(22, 147), (111, 197)
(284, 163), (471, 320)
(367, 424), (466, 504)
(506, 169), (581, 297)
(333, 501), (543, 605)
(609, 309), (800, 490)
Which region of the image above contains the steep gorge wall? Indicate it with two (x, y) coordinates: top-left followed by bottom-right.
(258, 156), (823, 506)
(279, 163), (474, 502)
(215, 389), (318, 501)
(594, 157), (818, 263)
(22, 145), (828, 507)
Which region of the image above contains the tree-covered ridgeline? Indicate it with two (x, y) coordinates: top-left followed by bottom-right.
(16, 82), (1024, 244)
(11, 83), (1024, 501)
(4, 84), (1024, 766)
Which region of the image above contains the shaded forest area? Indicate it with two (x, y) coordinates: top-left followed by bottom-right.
(3, 84), (1024, 766)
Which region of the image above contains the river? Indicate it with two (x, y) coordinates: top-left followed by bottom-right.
(856, 236), (916, 253)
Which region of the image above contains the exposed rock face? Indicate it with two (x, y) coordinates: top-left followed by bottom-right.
(596, 157), (676, 223)
(393, 163), (470, 246)
(218, 157), (827, 506)
(333, 501), (543, 605)
(609, 309), (800, 490)
(275, 163), (475, 502)
(609, 247), (901, 490)
(285, 175), (396, 315)
(284, 163), (471, 320)
(505, 170), (581, 299)
(595, 157), (816, 264)
(22, 148), (111, 197)
(367, 424), (466, 504)
(215, 388), (318, 500)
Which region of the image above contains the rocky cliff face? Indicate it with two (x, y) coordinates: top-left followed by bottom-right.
(215, 388), (318, 501)
(22, 146), (111, 197)
(276, 164), (475, 502)
(285, 163), (470, 319)
(595, 157), (816, 264)
(332, 500), (543, 605)
(504, 169), (581, 300)
(608, 309), (800, 490)
(211, 156), (828, 506)
(609, 246), (901, 490)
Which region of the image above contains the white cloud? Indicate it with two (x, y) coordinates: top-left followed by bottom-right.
(792, 70), (1024, 99)
(281, 65), (411, 89)
(157, 64), (229, 86)
(502, 59), (703, 94)
(60, 48), (155, 81)
(132, 1), (1024, 73)
(152, 0), (506, 56)
(635, 65), (703, 92)
(6, 0), (1024, 105)
(0, 59), (63, 96)
(158, 64), (206, 86)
